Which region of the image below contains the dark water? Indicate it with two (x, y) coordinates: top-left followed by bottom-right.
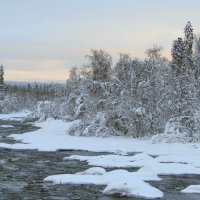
(0, 119), (200, 200)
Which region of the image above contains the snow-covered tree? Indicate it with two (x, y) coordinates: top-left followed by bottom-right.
(171, 37), (185, 115)
(139, 46), (165, 134)
(171, 38), (185, 75)
(194, 36), (200, 101)
(182, 21), (197, 116)
(115, 54), (137, 103)
(171, 27), (197, 116)
(162, 22), (199, 141)
(115, 54), (132, 83)
(184, 21), (194, 68)
(69, 66), (80, 82)
(86, 49), (112, 81)
(194, 36), (200, 75)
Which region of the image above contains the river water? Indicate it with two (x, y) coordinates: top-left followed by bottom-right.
(0, 119), (200, 200)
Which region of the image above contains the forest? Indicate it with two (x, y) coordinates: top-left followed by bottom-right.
(0, 21), (200, 143)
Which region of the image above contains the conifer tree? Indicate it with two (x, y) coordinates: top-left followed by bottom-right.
(171, 22), (197, 116)
(171, 37), (185, 75)
(184, 21), (194, 68)
(171, 37), (185, 115)
(182, 22), (197, 115)
(194, 36), (200, 100)
(169, 22), (198, 138)
(194, 37), (200, 76)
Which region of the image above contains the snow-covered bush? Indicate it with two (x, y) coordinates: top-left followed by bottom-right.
(152, 115), (200, 143)
(0, 95), (20, 113)
(67, 120), (84, 136)
(31, 100), (68, 121)
(68, 106), (152, 138)
(68, 112), (118, 137)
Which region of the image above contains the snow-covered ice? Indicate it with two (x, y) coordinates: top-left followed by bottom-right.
(0, 125), (14, 128)
(181, 185), (200, 193)
(76, 167), (106, 175)
(44, 168), (163, 198)
(0, 111), (31, 121)
(1, 117), (200, 198)
(65, 153), (158, 168)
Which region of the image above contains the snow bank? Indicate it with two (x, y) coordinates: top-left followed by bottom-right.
(181, 185), (200, 193)
(1, 118), (200, 156)
(44, 168), (163, 199)
(0, 119), (75, 151)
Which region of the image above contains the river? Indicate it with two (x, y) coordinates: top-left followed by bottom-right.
(0, 119), (200, 200)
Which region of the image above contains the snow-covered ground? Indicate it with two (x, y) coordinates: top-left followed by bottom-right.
(0, 116), (200, 198)
(1, 118), (200, 155)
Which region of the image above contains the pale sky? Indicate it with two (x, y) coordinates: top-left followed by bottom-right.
(1, 0), (200, 82)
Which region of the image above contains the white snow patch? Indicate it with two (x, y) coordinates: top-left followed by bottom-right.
(103, 179), (162, 199)
(65, 153), (158, 169)
(0, 111), (31, 121)
(63, 153), (200, 185)
(0, 125), (14, 128)
(44, 169), (163, 199)
(181, 185), (200, 193)
(76, 167), (106, 175)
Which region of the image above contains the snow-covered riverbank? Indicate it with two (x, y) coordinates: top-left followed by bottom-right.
(0, 115), (200, 198)
(1, 117), (200, 155)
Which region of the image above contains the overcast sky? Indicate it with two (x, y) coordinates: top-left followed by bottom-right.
(1, 0), (200, 82)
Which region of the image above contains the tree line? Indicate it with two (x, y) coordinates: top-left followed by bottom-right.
(65, 21), (200, 141)
(0, 21), (199, 141)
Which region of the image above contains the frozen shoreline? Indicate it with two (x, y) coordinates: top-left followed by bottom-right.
(0, 114), (200, 198)
(0, 111), (31, 121)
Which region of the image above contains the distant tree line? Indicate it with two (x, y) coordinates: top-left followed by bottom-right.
(0, 75), (66, 114)
(0, 65), (5, 100)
